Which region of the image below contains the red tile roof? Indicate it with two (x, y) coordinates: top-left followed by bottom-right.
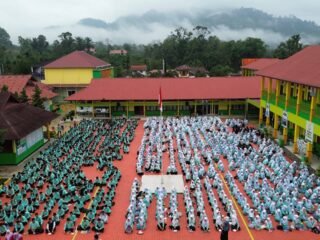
(26, 82), (57, 100)
(44, 51), (110, 69)
(176, 65), (192, 71)
(130, 65), (147, 71)
(242, 58), (259, 66)
(0, 75), (30, 94)
(0, 75), (57, 100)
(256, 46), (320, 88)
(0, 92), (58, 140)
(109, 49), (128, 55)
(241, 58), (281, 71)
(66, 76), (261, 101)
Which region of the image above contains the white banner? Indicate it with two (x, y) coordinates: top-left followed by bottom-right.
(26, 128), (43, 148)
(16, 128), (43, 156)
(297, 139), (307, 156)
(265, 103), (270, 118)
(76, 106), (93, 113)
(281, 111), (288, 128)
(95, 107), (108, 113)
(305, 121), (314, 142)
(17, 143), (27, 156)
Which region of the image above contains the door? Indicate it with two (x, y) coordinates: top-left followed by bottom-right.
(134, 106), (144, 116)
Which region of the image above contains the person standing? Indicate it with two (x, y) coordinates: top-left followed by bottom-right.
(221, 217), (230, 240)
(57, 124), (62, 138)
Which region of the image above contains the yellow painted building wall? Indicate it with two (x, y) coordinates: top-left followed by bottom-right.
(60, 103), (76, 113)
(260, 99), (320, 137)
(44, 68), (94, 85)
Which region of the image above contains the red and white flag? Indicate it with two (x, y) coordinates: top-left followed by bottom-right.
(158, 87), (163, 113)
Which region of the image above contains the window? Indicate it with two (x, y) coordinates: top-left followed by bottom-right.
(68, 90), (76, 96)
(146, 106), (157, 111)
(112, 106), (125, 112)
(181, 105), (191, 111)
(163, 106), (177, 111)
(280, 84), (284, 95)
(231, 104), (244, 110)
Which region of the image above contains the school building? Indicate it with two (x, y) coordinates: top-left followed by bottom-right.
(256, 45), (320, 162)
(42, 51), (113, 111)
(0, 92), (57, 165)
(66, 76), (261, 118)
(0, 75), (57, 111)
(241, 58), (281, 76)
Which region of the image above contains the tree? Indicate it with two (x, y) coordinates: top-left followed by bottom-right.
(58, 32), (75, 53)
(193, 26), (210, 40)
(52, 32), (75, 57)
(195, 70), (207, 77)
(241, 37), (267, 58)
(227, 38), (267, 71)
(19, 89), (29, 103)
(75, 37), (85, 50)
(1, 84), (8, 92)
(84, 37), (94, 51)
(0, 27), (12, 48)
(32, 85), (44, 108)
(31, 35), (49, 54)
(94, 41), (109, 59)
(210, 65), (233, 76)
(0, 27), (12, 75)
(164, 70), (178, 77)
(15, 36), (40, 74)
(161, 27), (193, 68)
(273, 34), (303, 59)
(186, 27), (210, 68)
(205, 36), (229, 70)
(13, 91), (19, 99)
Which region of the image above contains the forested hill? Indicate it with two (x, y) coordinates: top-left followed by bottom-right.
(0, 8), (317, 75)
(78, 8), (320, 44)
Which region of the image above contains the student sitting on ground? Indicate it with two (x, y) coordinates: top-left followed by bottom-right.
(28, 218), (44, 234)
(92, 218), (104, 233)
(157, 215), (166, 231)
(200, 215), (210, 232)
(124, 215), (134, 234)
(13, 220), (24, 234)
(169, 213), (180, 232)
(98, 211), (108, 223)
(264, 217), (274, 232)
(0, 225), (8, 236)
(77, 217), (91, 232)
(64, 218), (75, 234)
(136, 215), (146, 235)
(306, 216), (319, 234)
(12, 231), (23, 240)
(52, 213), (60, 226)
(276, 216), (291, 232)
(46, 217), (56, 235)
(292, 215), (304, 230)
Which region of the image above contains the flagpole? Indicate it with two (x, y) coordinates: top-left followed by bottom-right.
(159, 86), (163, 117)
(159, 86), (164, 186)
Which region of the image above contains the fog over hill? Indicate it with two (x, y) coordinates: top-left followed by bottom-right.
(39, 8), (320, 45)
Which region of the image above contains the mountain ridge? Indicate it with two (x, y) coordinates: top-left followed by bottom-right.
(40, 8), (320, 45)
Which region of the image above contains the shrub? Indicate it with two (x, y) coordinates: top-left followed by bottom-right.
(313, 143), (320, 158)
(278, 138), (284, 147)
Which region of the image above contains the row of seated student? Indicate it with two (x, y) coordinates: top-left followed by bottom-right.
(0, 118), (138, 236)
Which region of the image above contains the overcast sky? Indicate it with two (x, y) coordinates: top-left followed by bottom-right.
(1, 0), (320, 43)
